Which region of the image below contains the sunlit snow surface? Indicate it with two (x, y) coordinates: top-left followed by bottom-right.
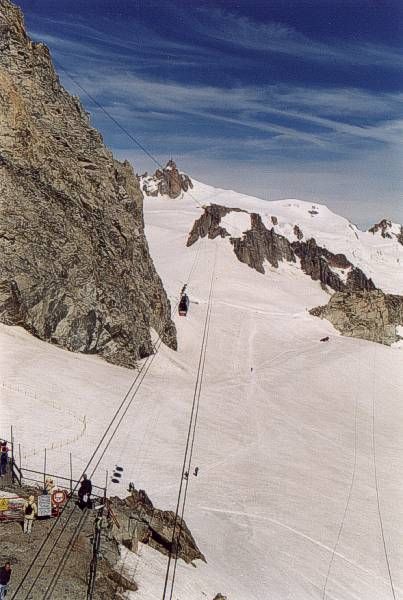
(1, 182), (403, 599)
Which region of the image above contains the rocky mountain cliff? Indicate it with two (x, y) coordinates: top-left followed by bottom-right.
(187, 204), (375, 292)
(187, 203), (403, 345)
(0, 0), (176, 367)
(140, 159), (193, 198)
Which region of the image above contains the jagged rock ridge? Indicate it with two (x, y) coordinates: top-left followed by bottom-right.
(141, 159), (193, 199)
(186, 204), (403, 345)
(0, 0), (176, 367)
(187, 205), (375, 292)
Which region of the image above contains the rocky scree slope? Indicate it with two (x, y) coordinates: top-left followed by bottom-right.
(187, 204), (403, 345)
(0, 0), (176, 367)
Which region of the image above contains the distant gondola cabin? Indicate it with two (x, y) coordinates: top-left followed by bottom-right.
(179, 294), (190, 316)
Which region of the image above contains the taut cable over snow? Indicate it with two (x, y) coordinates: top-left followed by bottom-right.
(322, 384), (359, 599)
(52, 62), (246, 238)
(162, 245), (217, 600)
(27, 228), (205, 600)
(371, 347), (397, 600)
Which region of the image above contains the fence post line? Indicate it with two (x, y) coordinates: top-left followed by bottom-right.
(70, 452), (73, 494)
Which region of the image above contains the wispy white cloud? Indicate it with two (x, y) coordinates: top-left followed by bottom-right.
(65, 67), (403, 148)
(193, 8), (403, 69)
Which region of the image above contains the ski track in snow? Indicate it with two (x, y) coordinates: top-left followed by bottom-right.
(1, 183), (403, 599)
(198, 505), (401, 593)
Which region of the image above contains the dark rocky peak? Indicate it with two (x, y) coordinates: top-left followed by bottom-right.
(368, 218), (393, 238)
(141, 159), (193, 199)
(0, 0), (176, 367)
(368, 218), (403, 245)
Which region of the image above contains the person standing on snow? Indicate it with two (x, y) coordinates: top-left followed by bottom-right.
(23, 495), (37, 534)
(78, 474), (92, 509)
(0, 443), (9, 477)
(0, 562), (12, 599)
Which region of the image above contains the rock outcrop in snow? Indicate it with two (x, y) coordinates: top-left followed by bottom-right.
(231, 213), (296, 272)
(141, 159), (193, 199)
(187, 204), (375, 292)
(0, 0), (176, 367)
(187, 204), (246, 246)
(110, 488), (205, 564)
(368, 218), (403, 245)
(292, 238), (375, 292)
(310, 290), (403, 345)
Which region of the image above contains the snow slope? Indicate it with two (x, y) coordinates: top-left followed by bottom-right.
(1, 182), (403, 599)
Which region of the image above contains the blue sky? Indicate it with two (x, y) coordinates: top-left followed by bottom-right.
(19, 0), (403, 226)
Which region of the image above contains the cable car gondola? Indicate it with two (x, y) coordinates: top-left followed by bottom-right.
(178, 293), (190, 316)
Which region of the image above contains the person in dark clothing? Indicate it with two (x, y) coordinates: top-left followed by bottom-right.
(78, 474), (92, 509)
(0, 443), (9, 477)
(0, 562), (12, 599)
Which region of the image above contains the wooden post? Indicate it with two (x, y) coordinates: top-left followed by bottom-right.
(104, 470), (108, 501)
(69, 452), (73, 494)
(10, 425), (14, 483)
(18, 443), (21, 470)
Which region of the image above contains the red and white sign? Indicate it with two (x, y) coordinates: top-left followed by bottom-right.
(51, 490), (67, 506)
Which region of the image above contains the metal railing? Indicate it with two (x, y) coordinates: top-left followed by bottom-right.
(1, 435), (107, 500)
(17, 466), (106, 499)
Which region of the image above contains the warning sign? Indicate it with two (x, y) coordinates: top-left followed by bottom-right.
(51, 490), (67, 506)
(37, 494), (52, 518)
(0, 496), (25, 521)
(0, 498), (9, 511)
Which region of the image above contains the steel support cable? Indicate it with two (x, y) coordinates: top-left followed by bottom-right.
(12, 334), (164, 599)
(88, 240), (206, 484)
(41, 508), (90, 600)
(169, 273), (215, 599)
(25, 353), (161, 600)
(52, 62), (245, 238)
(371, 347), (397, 600)
(162, 246), (217, 600)
(322, 390), (358, 599)
(54, 61), (163, 171)
(168, 251), (216, 600)
(111, 235), (205, 494)
(36, 236), (205, 600)
(106, 244), (207, 600)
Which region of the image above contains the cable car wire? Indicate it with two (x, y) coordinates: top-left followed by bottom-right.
(162, 245), (217, 599)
